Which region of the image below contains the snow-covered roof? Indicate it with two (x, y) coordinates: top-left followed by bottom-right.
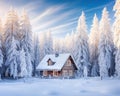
(36, 53), (77, 71)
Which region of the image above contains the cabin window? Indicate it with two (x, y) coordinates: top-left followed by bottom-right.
(47, 58), (55, 66)
(66, 59), (72, 66)
(48, 60), (52, 65)
(69, 70), (73, 76)
(43, 71), (47, 76)
(63, 70), (68, 76)
(48, 59), (53, 66)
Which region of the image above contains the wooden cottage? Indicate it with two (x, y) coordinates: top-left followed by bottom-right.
(36, 53), (78, 78)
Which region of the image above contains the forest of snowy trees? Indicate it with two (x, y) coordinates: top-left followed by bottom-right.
(1, 8), (34, 79)
(0, 0), (120, 79)
(53, 0), (120, 78)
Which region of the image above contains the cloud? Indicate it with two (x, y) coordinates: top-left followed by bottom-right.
(31, 4), (66, 24)
(32, 8), (77, 32)
(22, 1), (43, 13)
(51, 21), (77, 32)
(34, 20), (77, 37)
(52, 27), (75, 37)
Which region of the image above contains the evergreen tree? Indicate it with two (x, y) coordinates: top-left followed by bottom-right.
(98, 7), (114, 77)
(0, 18), (3, 79)
(75, 12), (90, 77)
(89, 14), (100, 76)
(72, 33), (77, 59)
(19, 48), (27, 77)
(46, 30), (53, 54)
(34, 33), (40, 76)
(113, 0), (120, 77)
(42, 32), (48, 56)
(58, 39), (65, 53)
(64, 33), (71, 53)
(42, 31), (53, 56)
(53, 38), (63, 54)
(70, 30), (76, 57)
(8, 37), (18, 79)
(20, 9), (33, 77)
(4, 7), (19, 78)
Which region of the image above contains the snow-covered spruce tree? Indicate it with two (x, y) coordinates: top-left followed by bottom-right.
(39, 33), (48, 60)
(64, 30), (77, 56)
(89, 14), (100, 76)
(113, 0), (120, 77)
(75, 11), (90, 77)
(53, 38), (63, 54)
(72, 33), (77, 59)
(98, 7), (114, 78)
(19, 48), (27, 77)
(42, 32), (48, 57)
(46, 30), (53, 54)
(9, 37), (18, 79)
(59, 39), (66, 53)
(0, 18), (3, 79)
(70, 30), (76, 57)
(64, 33), (71, 53)
(53, 35), (71, 54)
(42, 31), (53, 56)
(4, 7), (19, 78)
(33, 33), (40, 76)
(20, 9), (33, 77)
(58, 39), (65, 53)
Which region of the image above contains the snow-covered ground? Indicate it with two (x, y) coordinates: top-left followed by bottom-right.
(0, 77), (120, 96)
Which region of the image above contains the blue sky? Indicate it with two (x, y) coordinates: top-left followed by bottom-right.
(0, 0), (115, 37)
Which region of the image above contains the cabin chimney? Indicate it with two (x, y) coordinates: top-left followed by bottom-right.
(55, 53), (59, 57)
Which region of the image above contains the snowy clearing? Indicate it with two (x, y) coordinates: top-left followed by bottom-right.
(0, 78), (120, 96)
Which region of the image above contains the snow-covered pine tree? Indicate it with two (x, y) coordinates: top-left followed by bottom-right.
(64, 33), (71, 53)
(42, 31), (53, 56)
(46, 30), (53, 54)
(89, 14), (100, 76)
(53, 38), (62, 54)
(98, 7), (114, 77)
(20, 9), (33, 77)
(113, 0), (120, 77)
(8, 37), (18, 79)
(70, 30), (76, 57)
(34, 33), (40, 76)
(72, 33), (77, 60)
(39, 33), (45, 60)
(58, 39), (65, 53)
(25, 51), (32, 77)
(53, 36), (68, 53)
(4, 7), (19, 78)
(42, 32), (48, 57)
(64, 30), (77, 56)
(0, 18), (3, 79)
(75, 11), (90, 77)
(19, 48), (27, 77)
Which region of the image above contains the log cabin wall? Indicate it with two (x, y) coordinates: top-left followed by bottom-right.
(61, 56), (77, 77)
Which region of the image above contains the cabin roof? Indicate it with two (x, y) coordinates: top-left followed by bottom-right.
(36, 53), (78, 71)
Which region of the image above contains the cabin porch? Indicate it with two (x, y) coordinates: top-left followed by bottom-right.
(41, 70), (61, 77)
